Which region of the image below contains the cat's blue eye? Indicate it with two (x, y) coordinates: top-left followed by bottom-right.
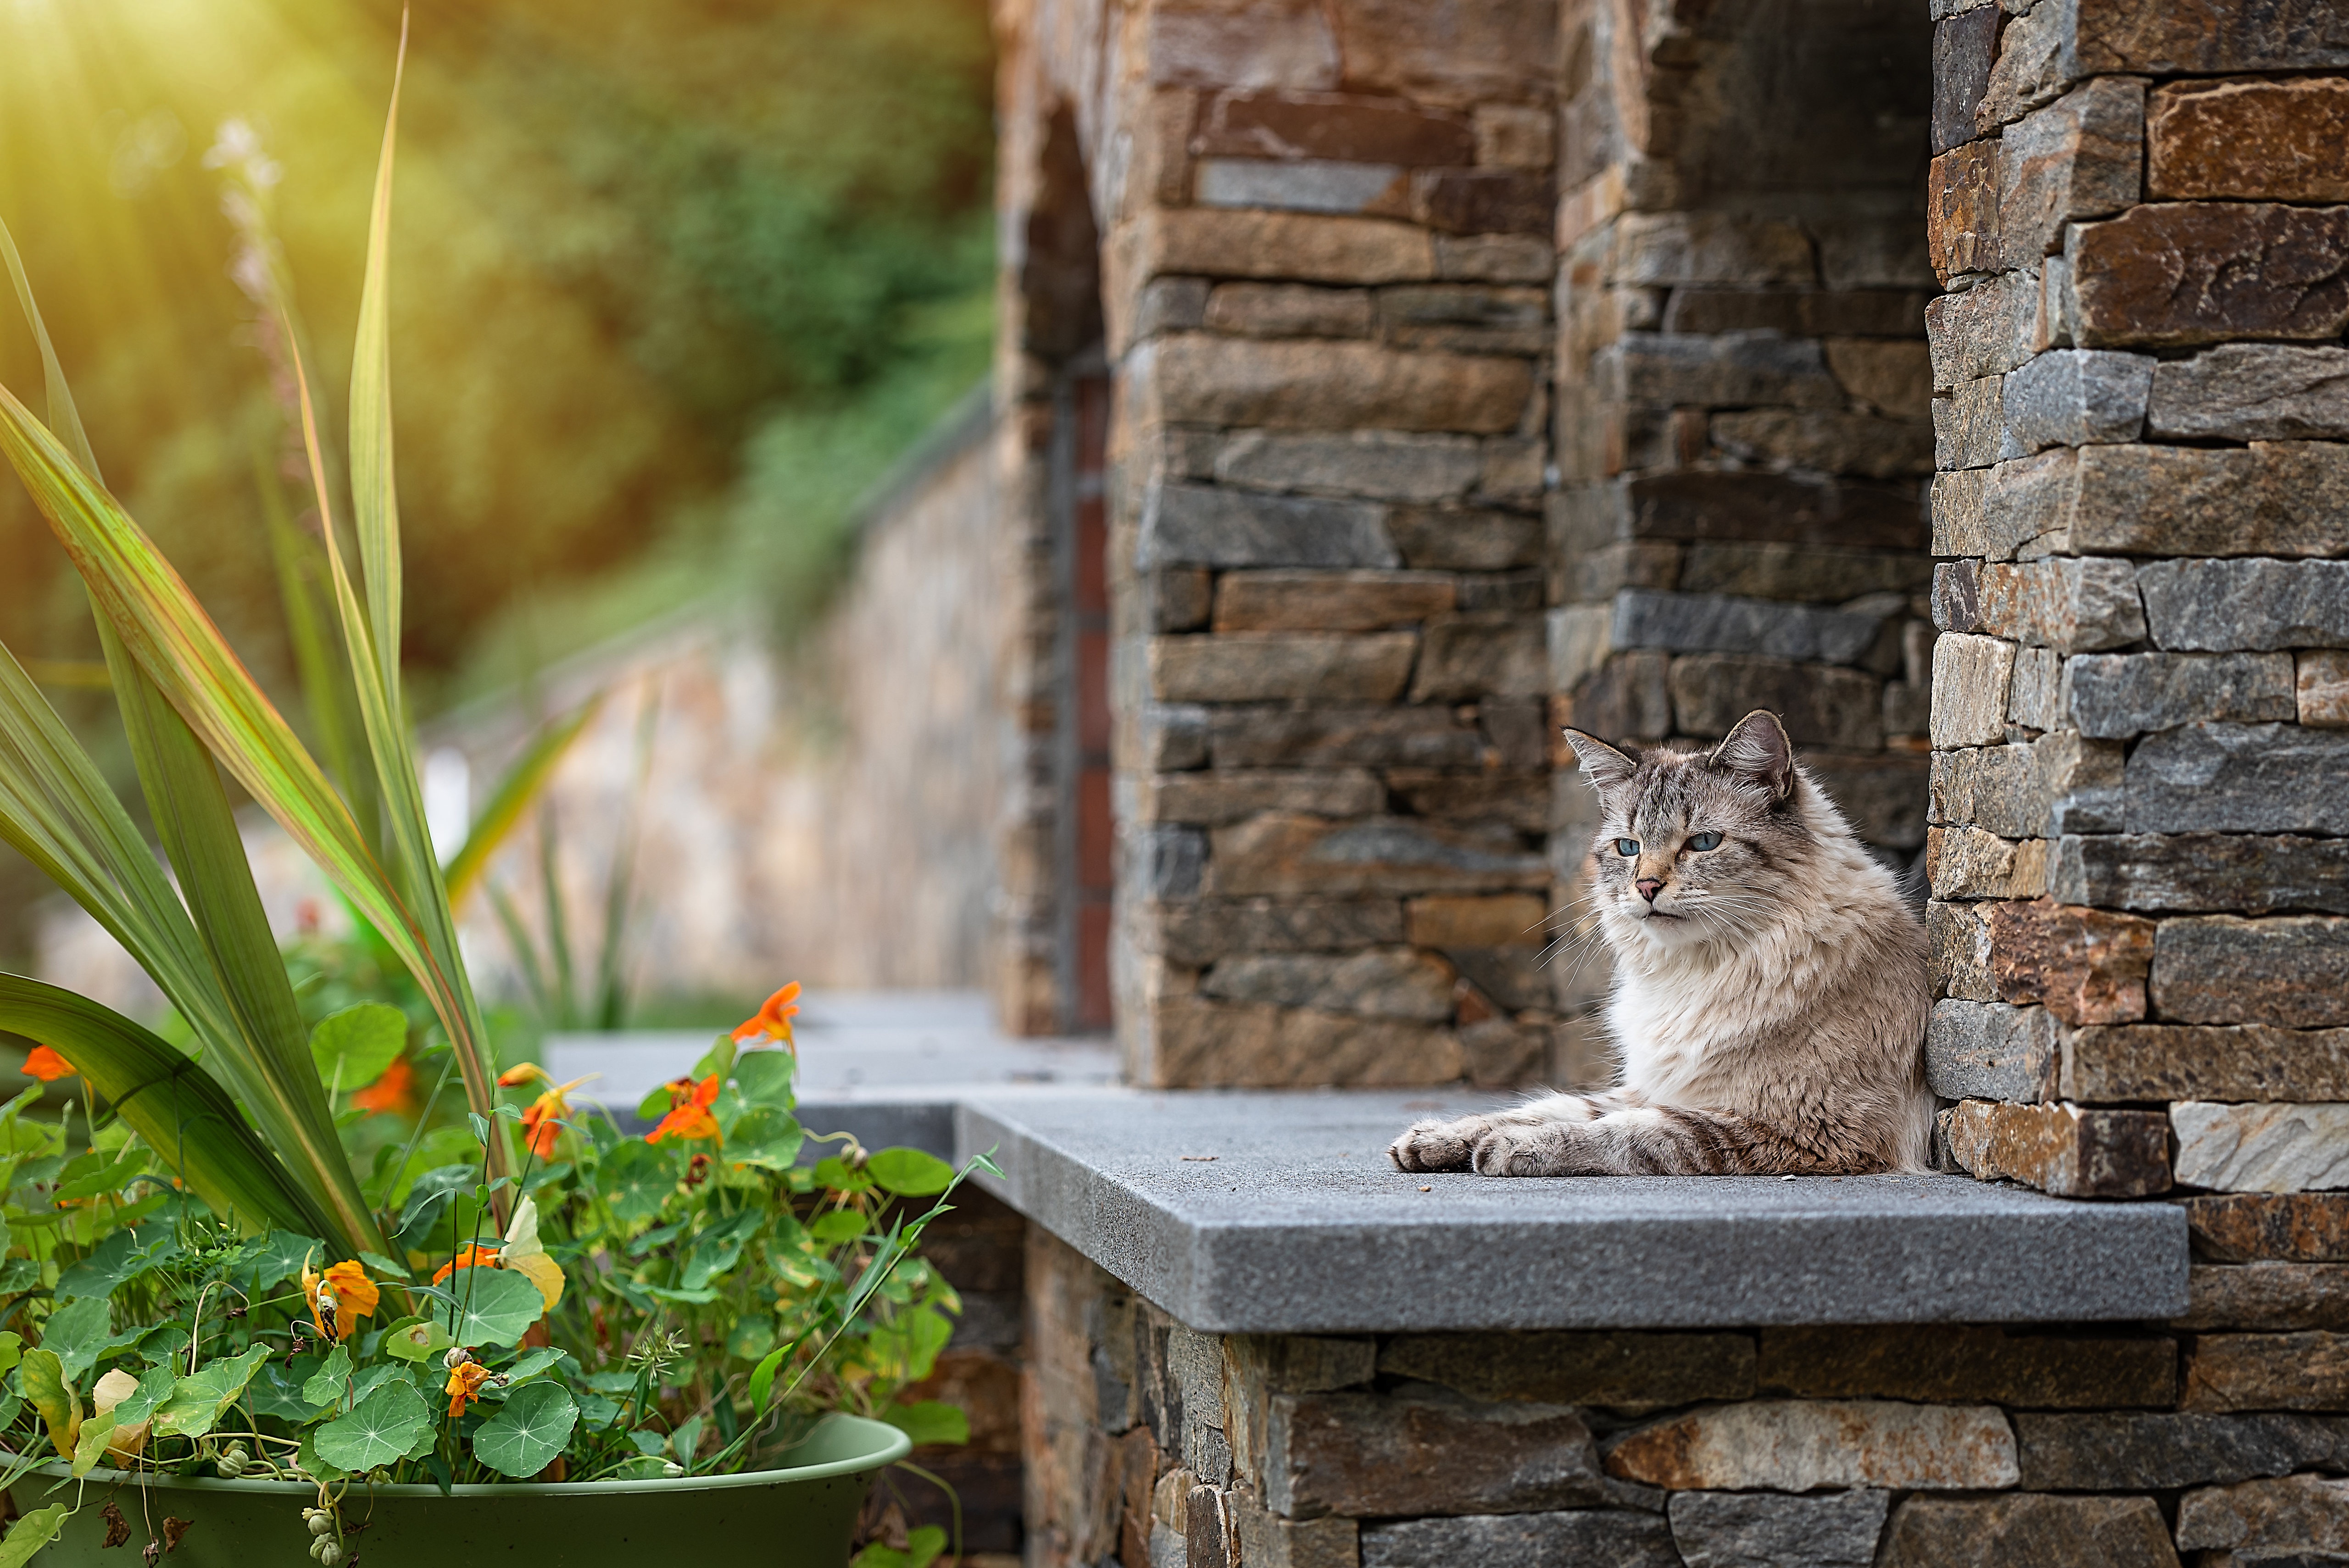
(1687, 831), (1723, 851)
(1615, 838), (1640, 856)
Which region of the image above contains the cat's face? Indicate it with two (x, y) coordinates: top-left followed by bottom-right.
(1564, 710), (1814, 953)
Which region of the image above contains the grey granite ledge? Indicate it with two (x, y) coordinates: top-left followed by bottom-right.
(952, 1090), (2190, 1334)
(547, 996), (2190, 1334)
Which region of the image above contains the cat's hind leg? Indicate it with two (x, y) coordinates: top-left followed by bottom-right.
(1388, 1094), (1607, 1173)
(1470, 1102), (1820, 1176)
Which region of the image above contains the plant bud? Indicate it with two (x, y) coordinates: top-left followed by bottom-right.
(661, 1460), (685, 1478)
(215, 1455), (245, 1477)
(308, 1514), (334, 1537)
(443, 1346), (473, 1371)
(317, 1545), (344, 1568)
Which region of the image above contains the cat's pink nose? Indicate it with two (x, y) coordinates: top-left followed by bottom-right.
(1636, 878), (1663, 903)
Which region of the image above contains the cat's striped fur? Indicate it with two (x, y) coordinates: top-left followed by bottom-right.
(1389, 710), (1932, 1178)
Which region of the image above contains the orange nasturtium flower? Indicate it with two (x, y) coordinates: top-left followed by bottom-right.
(300, 1258), (381, 1342)
(351, 1052), (418, 1116)
(731, 982), (801, 1049)
(20, 1046), (74, 1083)
(498, 1063), (597, 1158)
(647, 1075), (721, 1146)
(446, 1359), (492, 1418)
(432, 1246), (501, 1286)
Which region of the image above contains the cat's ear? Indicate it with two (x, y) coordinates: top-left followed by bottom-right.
(1708, 709), (1797, 800)
(1562, 728), (1637, 800)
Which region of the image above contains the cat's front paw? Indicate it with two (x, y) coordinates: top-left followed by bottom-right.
(1389, 1115), (1490, 1172)
(1471, 1124), (1570, 1177)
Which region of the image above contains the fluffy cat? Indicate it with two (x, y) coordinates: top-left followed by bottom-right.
(1389, 709), (1932, 1178)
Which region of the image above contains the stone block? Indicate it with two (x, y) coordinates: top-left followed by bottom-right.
(2071, 441), (2349, 559)
(1710, 409), (1935, 482)
(1202, 947), (1454, 1021)
(1610, 212), (1817, 288)
(1410, 169), (1551, 238)
(2185, 1333), (2349, 1413)
(1943, 1098), (2171, 1197)
(1321, 0), (1555, 107)
(2154, 915), (2349, 1029)
(1934, 376), (2007, 470)
(1376, 284), (1548, 356)
(1153, 334), (1529, 432)
(1380, 1332), (1755, 1413)
(1928, 827), (2051, 901)
(1197, 157), (1406, 217)
(1612, 591), (1887, 667)
(1209, 431), (1482, 503)
(2008, 644), (2063, 730)
(1562, 652), (1674, 745)
(1929, 900), (1996, 1001)
(1932, 729), (2125, 838)
(2070, 203), (2349, 349)
(1964, 446), (2076, 556)
(1230, 1494), (1358, 1568)
(1212, 571), (1453, 632)
(1929, 143), (2001, 283)
(2000, 348), (2153, 451)
(1931, 634), (2016, 748)
(1147, 5), (1340, 91)
(1926, 268), (2040, 388)
(2071, 0), (2349, 72)
(1670, 656), (1886, 751)
(1210, 704), (1492, 768)
(2149, 344), (2349, 443)
(1880, 1495), (2186, 1568)
(1885, 680), (1932, 740)
(2125, 724), (2349, 836)
(2180, 1263), (2349, 1331)
(1411, 616), (1547, 701)
(2065, 1024), (2349, 1103)
(1973, 0), (2072, 133)
(1146, 702), (1214, 771)
(1387, 505), (1542, 572)
(1928, 999), (2060, 1101)
(1433, 233), (1553, 284)
(1138, 207), (1436, 289)
(1998, 77), (2143, 270)
(2139, 558), (2349, 653)
(1975, 556), (2145, 651)
(2174, 1102), (2349, 1194)
(1664, 289), (1929, 338)
(1361, 1512), (1679, 1568)
(1669, 1490), (1888, 1568)
(1986, 897), (2152, 1025)
(1826, 339), (1936, 418)
(2187, 1194), (2349, 1264)
(1610, 472), (1928, 552)
(1402, 893), (1546, 950)
(1806, 746), (1935, 841)
(1146, 484), (1397, 570)
(1603, 334), (1845, 410)
(2051, 833), (2349, 917)
(1152, 567), (1216, 632)
(1151, 897), (1406, 967)
(1758, 1323), (2174, 1408)
(1208, 814), (1545, 897)
(1137, 276), (1212, 340)
(1682, 544), (1928, 606)
(2305, 651), (2349, 727)
(2177, 1473), (2349, 1557)
(1931, 6), (2001, 154)
(1472, 105), (1551, 168)
(1605, 1400), (2019, 1492)
(2063, 652), (2298, 739)
(1148, 994), (1463, 1088)
(1386, 771), (1547, 833)
(1149, 770), (1388, 826)
(2150, 78), (2349, 203)
(1933, 560), (1982, 634)
(1266, 1387), (1610, 1519)
(1203, 281), (1375, 339)
(1151, 632), (1417, 703)
(1193, 91), (1476, 167)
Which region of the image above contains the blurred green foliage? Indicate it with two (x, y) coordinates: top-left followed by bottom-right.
(0, 0), (996, 957)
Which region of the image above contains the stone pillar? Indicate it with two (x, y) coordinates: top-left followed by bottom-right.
(1547, 0), (1938, 1074)
(1924, 1), (2349, 1228)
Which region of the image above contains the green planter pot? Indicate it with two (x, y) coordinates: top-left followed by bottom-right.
(7, 1413), (909, 1568)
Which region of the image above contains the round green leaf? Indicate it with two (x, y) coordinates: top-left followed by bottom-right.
(381, 1315), (456, 1363)
(314, 1378), (432, 1473)
(733, 1051), (795, 1109)
(310, 1002), (408, 1092)
(451, 1266), (548, 1348)
(472, 1380), (578, 1478)
(865, 1147), (955, 1196)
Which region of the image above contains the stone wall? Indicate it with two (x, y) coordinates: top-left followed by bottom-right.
(997, 0), (1570, 1089)
(1921, 3), (2349, 1253)
(1024, 1225), (2349, 1568)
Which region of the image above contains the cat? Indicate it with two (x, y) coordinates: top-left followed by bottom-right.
(1389, 709), (1932, 1178)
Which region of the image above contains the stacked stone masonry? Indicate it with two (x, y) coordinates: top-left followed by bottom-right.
(1025, 1227), (2349, 1568)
